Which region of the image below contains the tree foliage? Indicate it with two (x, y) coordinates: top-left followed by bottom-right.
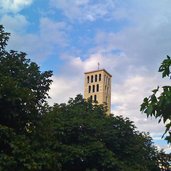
(157, 150), (171, 170)
(38, 95), (160, 171)
(141, 56), (171, 142)
(0, 25), (55, 170)
(0, 25), (53, 132)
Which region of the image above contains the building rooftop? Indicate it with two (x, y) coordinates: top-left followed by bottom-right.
(84, 69), (112, 77)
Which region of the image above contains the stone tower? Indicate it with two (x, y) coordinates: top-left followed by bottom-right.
(84, 69), (112, 114)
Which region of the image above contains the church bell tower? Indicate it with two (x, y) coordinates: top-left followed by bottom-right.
(84, 69), (112, 114)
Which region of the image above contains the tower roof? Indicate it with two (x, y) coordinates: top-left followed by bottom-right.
(84, 69), (112, 77)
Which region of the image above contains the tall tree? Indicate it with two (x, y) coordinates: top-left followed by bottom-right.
(0, 25), (56, 171)
(140, 56), (171, 142)
(0, 25), (53, 132)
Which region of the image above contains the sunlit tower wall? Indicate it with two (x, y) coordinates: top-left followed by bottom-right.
(84, 69), (112, 114)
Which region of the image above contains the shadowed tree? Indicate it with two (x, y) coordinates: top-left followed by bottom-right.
(39, 94), (160, 171)
(0, 25), (59, 171)
(141, 56), (171, 143)
(0, 25), (53, 132)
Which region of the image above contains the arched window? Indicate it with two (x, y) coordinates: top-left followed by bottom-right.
(91, 75), (93, 83)
(96, 84), (99, 92)
(99, 74), (101, 81)
(87, 76), (89, 83)
(94, 95), (97, 102)
(95, 74), (97, 82)
(88, 85), (91, 93)
(90, 95), (92, 101)
(93, 85), (95, 92)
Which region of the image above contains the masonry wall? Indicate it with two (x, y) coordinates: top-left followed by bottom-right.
(84, 69), (112, 114)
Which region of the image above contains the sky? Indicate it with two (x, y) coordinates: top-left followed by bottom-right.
(1, 0), (171, 153)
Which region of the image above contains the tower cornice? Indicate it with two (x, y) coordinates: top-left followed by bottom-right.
(84, 69), (112, 77)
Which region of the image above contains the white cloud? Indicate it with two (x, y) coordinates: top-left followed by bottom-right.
(0, 14), (29, 33)
(48, 75), (83, 105)
(50, 0), (117, 22)
(39, 18), (68, 47)
(111, 74), (165, 131)
(83, 1), (171, 74)
(5, 17), (68, 63)
(0, 0), (33, 13)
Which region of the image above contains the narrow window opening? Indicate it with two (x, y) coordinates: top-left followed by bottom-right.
(99, 74), (101, 81)
(88, 85), (91, 93)
(93, 85), (95, 92)
(91, 75), (93, 83)
(97, 84), (99, 92)
(90, 95), (92, 101)
(95, 74), (97, 82)
(87, 76), (89, 83)
(94, 95), (97, 102)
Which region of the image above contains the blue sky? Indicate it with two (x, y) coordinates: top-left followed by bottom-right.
(1, 0), (171, 152)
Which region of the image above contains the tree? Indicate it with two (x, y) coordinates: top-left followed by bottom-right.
(0, 124), (61, 171)
(157, 150), (171, 171)
(0, 25), (56, 171)
(140, 56), (171, 142)
(39, 94), (160, 171)
(0, 25), (53, 132)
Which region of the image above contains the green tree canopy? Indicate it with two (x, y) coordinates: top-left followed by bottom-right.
(0, 25), (53, 132)
(141, 56), (171, 142)
(0, 24), (55, 171)
(38, 94), (160, 171)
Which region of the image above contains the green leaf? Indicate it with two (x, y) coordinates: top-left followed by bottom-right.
(146, 105), (153, 116)
(152, 86), (159, 94)
(141, 55), (171, 143)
